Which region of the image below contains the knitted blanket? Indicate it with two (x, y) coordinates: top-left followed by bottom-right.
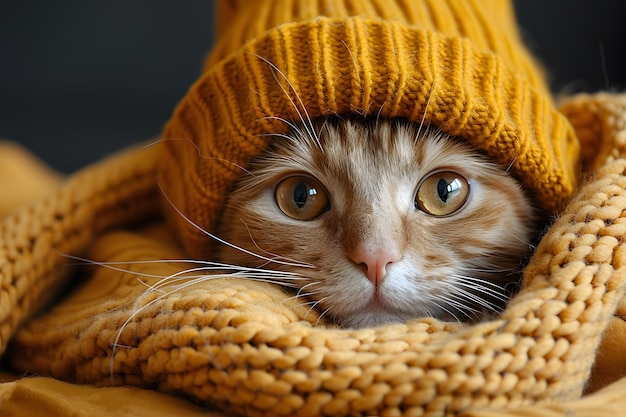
(1, 92), (626, 416)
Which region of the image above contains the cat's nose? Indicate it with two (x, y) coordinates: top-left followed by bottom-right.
(352, 246), (401, 287)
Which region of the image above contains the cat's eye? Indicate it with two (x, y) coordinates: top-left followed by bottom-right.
(275, 176), (330, 220)
(415, 171), (470, 216)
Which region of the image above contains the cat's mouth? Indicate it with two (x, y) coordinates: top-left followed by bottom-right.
(338, 296), (413, 328)
(365, 290), (394, 312)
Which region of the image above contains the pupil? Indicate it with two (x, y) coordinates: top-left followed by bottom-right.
(437, 178), (448, 202)
(437, 178), (461, 203)
(294, 182), (308, 208)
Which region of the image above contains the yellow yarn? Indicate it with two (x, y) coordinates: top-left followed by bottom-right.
(1, 83), (626, 417)
(11, 2), (626, 416)
(159, 0), (581, 258)
(2, 107), (625, 413)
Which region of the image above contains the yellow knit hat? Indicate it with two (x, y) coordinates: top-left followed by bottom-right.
(159, 0), (581, 258)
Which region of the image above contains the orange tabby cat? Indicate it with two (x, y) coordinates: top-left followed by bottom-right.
(217, 117), (534, 328)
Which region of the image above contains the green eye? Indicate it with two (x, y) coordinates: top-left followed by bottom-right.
(416, 171), (470, 216)
(275, 176), (329, 220)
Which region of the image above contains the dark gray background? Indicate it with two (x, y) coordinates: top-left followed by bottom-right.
(1, 1), (624, 173)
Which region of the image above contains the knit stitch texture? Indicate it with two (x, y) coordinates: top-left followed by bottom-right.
(2, 1), (626, 416)
(0, 93), (625, 416)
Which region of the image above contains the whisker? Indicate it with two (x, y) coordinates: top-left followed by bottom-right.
(238, 218), (314, 267)
(255, 132), (301, 145)
(285, 293), (324, 309)
(282, 283), (322, 305)
(426, 280), (491, 318)
(340, 39), (359, 77)
(304, 296), (329, 322)
(459, 265), (516, 275)
(146, 137), (252, 175)
(148, 269), (309, 293)
(314, 306), (332, 326)
(447, 277), (505, 301)
(259, 115), (305, 139)
(250, 53), (322, 151)
(295, 281), (320, 298)
(283, 291), (319, 304)
(454, 272), (515, 288)
(505, 156), (517, 174)
(453, 277), (512, 299)
(431, 296), (474, 321)
(59, 252), (306, 282)
(450, 288), (503, 313)
(158, 183), (314, 269)
(415, 83), (435, 144)
(59, 252), (186, 280)
(261, 115), (298, 127)
(442, 279), (507, 313)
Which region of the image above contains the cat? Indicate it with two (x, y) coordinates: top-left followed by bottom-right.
(216, 116), (535, 328)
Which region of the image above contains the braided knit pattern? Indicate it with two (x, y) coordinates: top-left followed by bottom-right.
(0, 144), (161, 357)
(1, 94), (625, 416)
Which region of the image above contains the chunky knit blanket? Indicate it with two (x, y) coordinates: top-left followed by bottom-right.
(1, 92), (626, 416)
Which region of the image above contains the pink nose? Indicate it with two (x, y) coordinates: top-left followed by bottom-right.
(351, 246), (401, 287)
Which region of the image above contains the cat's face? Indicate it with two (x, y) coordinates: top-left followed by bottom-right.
(217, 118), (534, 328)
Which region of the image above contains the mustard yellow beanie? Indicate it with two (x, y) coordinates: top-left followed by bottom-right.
(159, 0), (581, 258)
